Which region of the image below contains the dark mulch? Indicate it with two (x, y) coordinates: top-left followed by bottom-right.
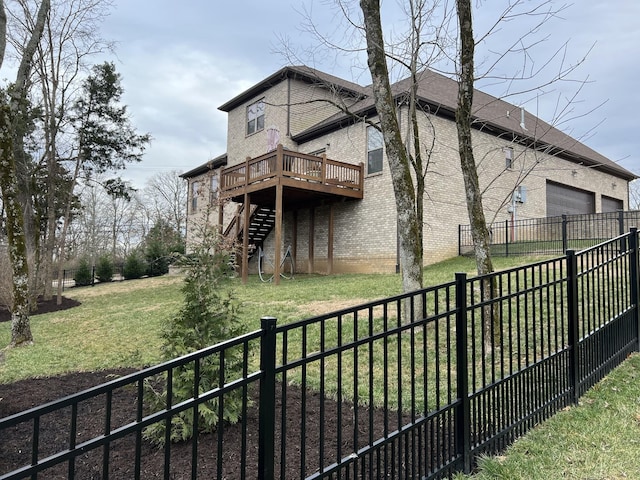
(0, 369), (442, 479)
(0, 296), (81, 323)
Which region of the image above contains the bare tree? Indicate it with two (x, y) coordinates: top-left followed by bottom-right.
(31, 0), (114, 299)
(143, 170), (187, 237)
(0, 0), (50, 347)
(630, 180), (640, 210)
(454, 0), (498, 353)
(359, 0), (428, 295)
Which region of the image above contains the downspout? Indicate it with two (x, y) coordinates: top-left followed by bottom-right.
(286, 77), (291, 137)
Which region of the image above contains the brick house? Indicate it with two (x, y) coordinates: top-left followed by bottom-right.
(181, 66), (635, 281)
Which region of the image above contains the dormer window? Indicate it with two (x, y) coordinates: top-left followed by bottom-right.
(246, 99), (265, 135)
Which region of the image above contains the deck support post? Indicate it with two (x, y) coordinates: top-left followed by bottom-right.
(242, 192), (250, 284)
(274, 184), (283, 285)
(292, 210), (298, 264)
(308, 208), (315, 274)
(328, 204), (334, 275)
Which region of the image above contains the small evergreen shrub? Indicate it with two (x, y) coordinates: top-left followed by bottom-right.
(143, 220), (184, 277)
(145, 239), (169, 277)
(123, 253), (146, 280)
(74, 258), (93, 286)
(95, 255), (114, 283)
(143, 221), (245, 445)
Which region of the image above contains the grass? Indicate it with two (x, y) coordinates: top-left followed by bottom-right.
(455, 352), (640, 479)
(0, 255), (541, 384)
(2, 253), (638, 478)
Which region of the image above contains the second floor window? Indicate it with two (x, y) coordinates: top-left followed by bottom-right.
(210, 175), (219, 203)
(247, 99), (265, 135)
(504, 147), (514, 170)
(367, 125), (383, 174)
(191, 181), (199, 213)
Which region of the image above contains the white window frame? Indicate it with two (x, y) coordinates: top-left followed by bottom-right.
(210, 175), (219, 204)
(191, 181), (199, 213)
(367, 125), (384, 175)
(504, 147), (514, 170)
(246, 99), (265, 135)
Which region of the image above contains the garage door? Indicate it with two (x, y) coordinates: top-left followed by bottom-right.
(601, 195), (623, 213)
(546, 181), (595, 217)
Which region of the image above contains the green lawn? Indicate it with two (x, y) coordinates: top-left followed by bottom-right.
(0, 254), (546, 384)
(1, 254), (638, 478)
(456, 352), (640, 479)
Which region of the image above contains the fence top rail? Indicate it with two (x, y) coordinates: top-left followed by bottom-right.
(273, 280), (457, 334)
(0, 328), (263, 428)
(573, 231), (630, 256)
(471, 254), (566, 284)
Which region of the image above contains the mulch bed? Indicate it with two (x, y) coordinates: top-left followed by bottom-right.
(0, 298), (448, 478)
(0, 296), (81, 323)
(0, 369), (428, 479)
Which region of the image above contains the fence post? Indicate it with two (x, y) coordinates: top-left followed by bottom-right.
(562, 215), (568, 253)
(629, 228), (640, 352)
(458, 224), (462, 257)
(454, 272), (471, 473)
(258, 316), (277, 480)
(566, 250), (580, 404)
(619, 210), (627, 253)
(619, 210), (625, 237)
(505, 219), (509, 257)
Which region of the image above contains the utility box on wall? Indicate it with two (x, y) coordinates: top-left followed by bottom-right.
(514, 185), (527, 203)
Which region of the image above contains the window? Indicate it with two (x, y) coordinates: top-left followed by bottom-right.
(210, 175), (219, 203)
(367, 126), (383, 174)
(191, 181), (199, 213)
(246, 99), (265, 135)
(504, 147), (514, 169)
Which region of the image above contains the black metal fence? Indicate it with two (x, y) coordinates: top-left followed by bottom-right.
(53, 264), (126, 291)
(2, 230), (639, 479)
(459, 210), (640, 257)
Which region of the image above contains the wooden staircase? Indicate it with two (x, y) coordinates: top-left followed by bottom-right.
(224, 205), (276, 258)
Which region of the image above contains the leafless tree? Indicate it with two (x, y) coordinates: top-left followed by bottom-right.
(142, 170), (187, 238)
(0, 0), (50, 347)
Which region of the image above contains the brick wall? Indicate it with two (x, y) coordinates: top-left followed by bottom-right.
(193, 77), (629, 273)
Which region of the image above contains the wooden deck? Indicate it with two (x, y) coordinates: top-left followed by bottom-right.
(220, 145), (363, 206)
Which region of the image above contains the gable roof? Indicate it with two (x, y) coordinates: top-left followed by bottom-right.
(218, 65), (368, 113)
(291, 68), (635, 181)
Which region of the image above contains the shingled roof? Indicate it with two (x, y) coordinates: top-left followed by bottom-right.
(292, 68), (635, 181)
(218, 65), (368, 113)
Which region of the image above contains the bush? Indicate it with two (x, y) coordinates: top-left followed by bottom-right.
(143, 222), (244, 445)
(95, 255), (114, 283)
(74, 258), (93, 286)
(123, 253), (146, 280)
(145, 239), (170, 277)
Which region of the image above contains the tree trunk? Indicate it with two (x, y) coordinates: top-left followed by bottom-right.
(360, 0), (423, 300)
(455, 0), (498, 353)
(0, 0), (51, 345)
(0, 104), (32, 346)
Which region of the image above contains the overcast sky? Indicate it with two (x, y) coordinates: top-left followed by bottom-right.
(99, 1), (640, 188)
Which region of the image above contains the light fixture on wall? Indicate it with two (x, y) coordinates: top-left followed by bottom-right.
(571, 170), (578, 177)
(612, 182), (617, 189)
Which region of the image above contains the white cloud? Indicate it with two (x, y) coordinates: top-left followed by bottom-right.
(99, 0), (640, 186)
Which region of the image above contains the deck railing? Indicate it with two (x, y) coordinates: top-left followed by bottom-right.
(220, 145), (363, 197)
